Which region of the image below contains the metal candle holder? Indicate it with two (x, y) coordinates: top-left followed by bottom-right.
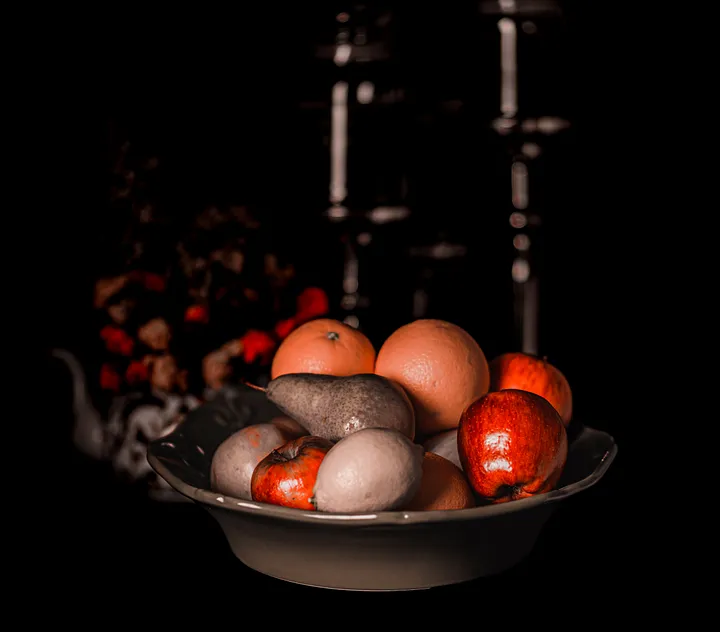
(321, 6), (409, 330)
(484, 0), (569, 355)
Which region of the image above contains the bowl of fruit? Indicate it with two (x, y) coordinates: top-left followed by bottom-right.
(148, 318), (617, 591)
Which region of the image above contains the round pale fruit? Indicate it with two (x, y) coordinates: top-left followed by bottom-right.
(210, 424), (295, 500)
(268, 415), (308, 438)
(423, 429), (462, 471)
(489, 352), (572, 426)
(311, 428), (424, 513)
(457, 389), (568, 504)
(375, 319), (490, 436)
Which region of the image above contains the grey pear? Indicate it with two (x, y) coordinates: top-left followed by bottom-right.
(265, 373), (415, 442)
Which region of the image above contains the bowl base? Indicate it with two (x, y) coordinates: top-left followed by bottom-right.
(249, 556), (529, 590)
(262, 572), (435, 592)
(208, 503), (546, 590)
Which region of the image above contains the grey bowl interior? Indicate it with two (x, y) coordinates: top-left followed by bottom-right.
(148, 383), (617, 590)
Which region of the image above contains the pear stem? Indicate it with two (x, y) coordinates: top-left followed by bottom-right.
(242, 381), (266, 393)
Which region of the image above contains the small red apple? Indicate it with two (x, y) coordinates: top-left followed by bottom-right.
(251, 435), (333, 510)
(489, 352), (573, 426)
(457, 389), (567, 504)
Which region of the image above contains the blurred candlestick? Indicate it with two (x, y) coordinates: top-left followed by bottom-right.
(330, 81), (349, 205)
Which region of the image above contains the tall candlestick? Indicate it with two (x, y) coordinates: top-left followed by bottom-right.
(330, 81), (349, 206)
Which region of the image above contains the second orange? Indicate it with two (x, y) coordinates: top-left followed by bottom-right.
(270, 318), (376, 379)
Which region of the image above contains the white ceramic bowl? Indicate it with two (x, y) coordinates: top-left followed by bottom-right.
(148, 384), (617, 591)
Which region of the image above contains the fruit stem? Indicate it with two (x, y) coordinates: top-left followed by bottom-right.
(326, 331), (340, 341)
(242, 381), (266, 393)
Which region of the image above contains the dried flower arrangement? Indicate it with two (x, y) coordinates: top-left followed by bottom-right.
(59, 139), (330, 499)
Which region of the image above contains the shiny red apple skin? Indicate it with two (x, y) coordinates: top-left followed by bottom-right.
(457, 389), (568, 504)
(489, 352), (573, 426)
(251, 435), (333, 510)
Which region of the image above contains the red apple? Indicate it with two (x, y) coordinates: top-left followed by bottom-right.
(489, 352), (573, 426)
(457, 389), (567, 504)
(251, 435), (333, 510)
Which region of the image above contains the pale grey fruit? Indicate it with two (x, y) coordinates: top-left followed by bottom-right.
(268, 415), (308, 439)
(423, 429), (462, 471)
(311, 428), (424, 513)
(210, 424), (292, 500)
(266, 373), (415, 442)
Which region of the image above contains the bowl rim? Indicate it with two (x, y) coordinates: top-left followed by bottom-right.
(148, 424), (617, 526)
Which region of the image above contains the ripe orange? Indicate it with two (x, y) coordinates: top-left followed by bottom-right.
(405, 452), (475, 511)
(374, 319), (489, 436)
(270, 318), (376, 379)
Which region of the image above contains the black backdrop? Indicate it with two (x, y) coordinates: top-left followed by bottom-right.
(38, 2), (635, 601)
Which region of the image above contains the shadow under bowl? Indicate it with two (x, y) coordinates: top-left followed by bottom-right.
(148, 384), (617, 591)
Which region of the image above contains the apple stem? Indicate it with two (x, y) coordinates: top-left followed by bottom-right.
(271, 449), (289, 463)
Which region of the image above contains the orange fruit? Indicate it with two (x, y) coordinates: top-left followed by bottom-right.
(374, 319), (489, 436)
(270, 318), (376, 379)
(405, 452), (475, 511)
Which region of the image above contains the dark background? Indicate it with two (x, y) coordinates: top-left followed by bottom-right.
(39, 2), (634, 600)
